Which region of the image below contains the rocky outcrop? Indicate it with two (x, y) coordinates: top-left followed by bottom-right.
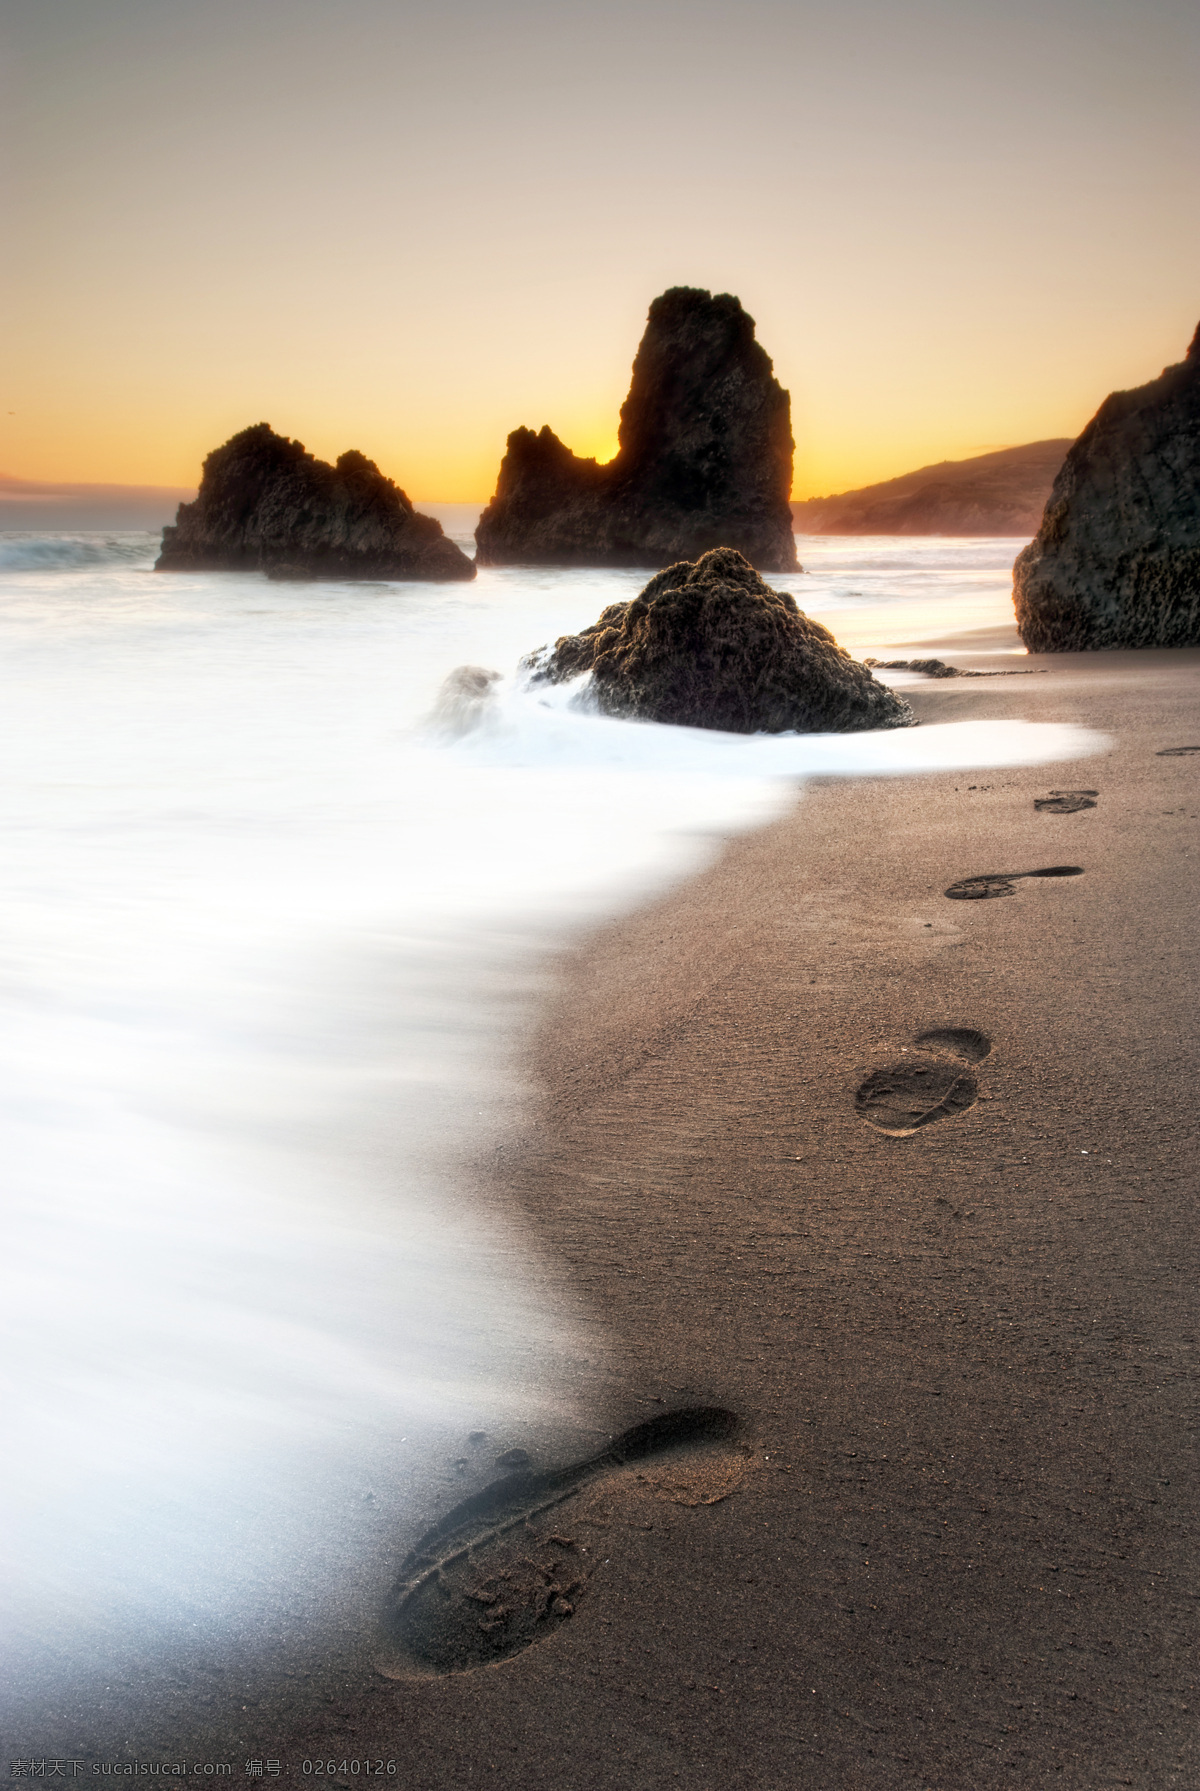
(522, 548), (912, 733)
(863, 657), (1042, 680)
(156, 424), (474, 581)
(793, 440), (1072, 537)
(1013, 326), (1200, 649)
(476, 289), (798, 572)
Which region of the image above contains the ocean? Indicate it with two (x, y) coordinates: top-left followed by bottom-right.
(0, 526), (1103, 1679)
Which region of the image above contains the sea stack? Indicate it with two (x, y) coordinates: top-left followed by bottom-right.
(522, 547), (912, 733)
(476, 289), (799, 573)
(1013, 324), (1200, 649)
(156, 424), (475, 581)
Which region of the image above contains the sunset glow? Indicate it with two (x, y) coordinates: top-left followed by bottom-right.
(3, 0), (1197, 503)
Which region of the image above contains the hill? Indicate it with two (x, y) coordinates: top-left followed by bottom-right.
(792, 440), (1072, 536)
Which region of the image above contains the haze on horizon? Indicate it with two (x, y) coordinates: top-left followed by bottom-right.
(2, 0), (1198, 505)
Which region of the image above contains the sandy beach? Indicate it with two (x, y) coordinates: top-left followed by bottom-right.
(455, 644), (1199, 1789)
(9, 0), (1198, 1775)
(7, 628), (1198, 1789)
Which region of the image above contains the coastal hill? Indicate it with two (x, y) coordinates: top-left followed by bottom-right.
(792, 439), (1072, 536)
(475, 288), (799, 573)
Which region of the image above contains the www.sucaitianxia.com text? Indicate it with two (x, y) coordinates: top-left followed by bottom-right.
(10, 1764), (400, 1781)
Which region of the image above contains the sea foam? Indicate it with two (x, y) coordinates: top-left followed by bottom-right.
(0, 533), (1102, 1675)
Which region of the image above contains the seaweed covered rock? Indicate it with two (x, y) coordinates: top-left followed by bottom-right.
(156, 424), (475, 581)
(522, 548), (913, 733)
(1013, 324), (1200, 649)
(476, 289), (798, 573)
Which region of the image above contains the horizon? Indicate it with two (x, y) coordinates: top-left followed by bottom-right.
(3, 0), (1198, 504)
(0, 430), (1079, 530)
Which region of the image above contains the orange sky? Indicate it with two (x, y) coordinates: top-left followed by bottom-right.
(3, 0), (1198, 503)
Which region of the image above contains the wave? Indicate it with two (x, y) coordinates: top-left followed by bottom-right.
(0, 547), (1102, 1681)
(0, 531), (159, 571)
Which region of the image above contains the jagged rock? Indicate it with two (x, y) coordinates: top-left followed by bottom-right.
(1013, 325), (1200, 649)
(522, 548), (913, 734)
(793, 440), (1071, 537)
(476, 289), (798, 572)
(155, 424), (474, 581)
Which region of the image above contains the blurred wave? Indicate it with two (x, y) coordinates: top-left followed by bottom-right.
(0, 530), (160, 571)
(0, 538), (1097, 1686)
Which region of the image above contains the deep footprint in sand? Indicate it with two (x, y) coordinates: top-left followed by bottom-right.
(944, 865), (1084, 899)
(377, 1407), (744, 1677)
(856, 1028), (992, 1136)
(1034, 790), (1097, 813)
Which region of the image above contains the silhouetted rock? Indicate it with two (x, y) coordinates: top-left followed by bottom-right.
(1013, 326), (1200, 649)
(793, 440), (1071, 537)
(522, 548), (912, 733)
(156, 424), (475, 581)
(476, 289), (798, 572)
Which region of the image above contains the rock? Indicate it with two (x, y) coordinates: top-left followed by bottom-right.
(155, 423), (475, 581)
(793, 440), (1072, 537)
(865, 657), (975, 678)
(862, 657), (1044, 681)
(522, 547), (913, 734)
(1013, 325), (1200, 649)
(476, 289), (798, 572)
(429, 664), (502, 737)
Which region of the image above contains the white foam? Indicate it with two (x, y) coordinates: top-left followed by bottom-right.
(0, 538), (1101, 1666)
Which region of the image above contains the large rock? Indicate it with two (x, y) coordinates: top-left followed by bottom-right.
(475, 289), (799, 572)
(522, 547), (913, 733)
(1013, 326), (1200, 649)
(156, 424), (475, 581)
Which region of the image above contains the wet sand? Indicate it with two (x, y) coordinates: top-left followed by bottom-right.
(7, 638), (1199, 1787)
(382, 642), (1199, 1788)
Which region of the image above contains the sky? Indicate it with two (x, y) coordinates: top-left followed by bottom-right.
(2, 0), (1198, 503)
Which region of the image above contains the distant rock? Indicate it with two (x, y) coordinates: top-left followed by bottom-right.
(793, 440), (1072, 537)
(476, 289), (798, 573)
(522, 547), (913, 734)
(863, 657), (1043, 680)
(1014, 327), (1200, 649)
(156, 424), (475, 581)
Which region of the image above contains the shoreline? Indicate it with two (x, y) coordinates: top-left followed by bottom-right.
(5, 635), (1198, 1785)
(494, 647), (1199, 1787)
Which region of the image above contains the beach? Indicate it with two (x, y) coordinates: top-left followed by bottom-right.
(484, 648), (1199, 1788)
(8, 602), (1195, 1787)
(9, 0), (1198, 1773)
(437, 647), (1198, 1789)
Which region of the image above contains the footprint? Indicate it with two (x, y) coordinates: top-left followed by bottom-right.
(495, 1448), (531, 1470)
(1156, 746), (1200, 756)
(377, 1407), (744, 1678)
(912, 1026), (992, 1063)
(855, 1028), (991, 1136)
(944, 865), (1083, 900)
(1034, 790), (1097, 813)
